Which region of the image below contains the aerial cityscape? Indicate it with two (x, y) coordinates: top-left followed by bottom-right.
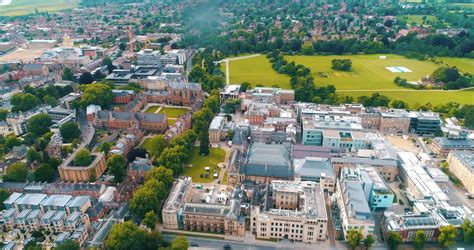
(0, 0), (473, 249)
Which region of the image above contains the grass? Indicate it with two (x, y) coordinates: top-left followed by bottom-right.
(435, 57), (474, 74)
(340, 89), (474, 106)
(285, 54), (442, 90)
(144, 106), (160, 113)
(183, 147), (226, 183)
(398, 15), (438, 25)
(221, 171), (228, 185)
(223, 55), (291, 88)
(0, 0), (79, 16)
(158, 107), (189, 118)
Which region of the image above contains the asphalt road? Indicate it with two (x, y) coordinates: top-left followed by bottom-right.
(162, 234), (277, 250)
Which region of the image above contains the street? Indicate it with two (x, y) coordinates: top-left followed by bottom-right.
(163, 234), (277, 250)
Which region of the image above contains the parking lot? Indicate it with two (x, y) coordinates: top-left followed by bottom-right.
(438, 181), (474, 209)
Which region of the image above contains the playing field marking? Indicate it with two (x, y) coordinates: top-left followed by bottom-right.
(386, 66), (412, 73)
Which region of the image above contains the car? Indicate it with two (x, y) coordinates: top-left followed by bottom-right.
(223, 244), (232, 250)
(190, 242), (199, 247)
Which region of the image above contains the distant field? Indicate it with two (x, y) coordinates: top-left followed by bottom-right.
(0, 0), (78, 16)
(435, 57), (474, 74)
(285, 54), (445, 90)
(398, 15), (438, 25)
(340, 89), (474, 106)
(223, 55), (291, 89)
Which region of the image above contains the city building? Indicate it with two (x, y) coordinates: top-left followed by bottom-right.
(251, 180), (328, 243)
(397, 152), (448, 202)
(137, 49), (162, 67)
(293, 157), (335, 193)
(94, 111), (168, 132)
(321, 130), (367, 152)
(209, 115), (225, 145)
(301, 115), (363, 147)
(162, 178), (244, 236)
(358, 167), (394, 211)
(408, 111), (441, 135)
(331, 157), (399, 182)
(446, 151), (474, 194)
(58, 150), (107, 183)
(250, 87), (294, 105)
(239, 143), (293, 183)
(431, 137), (474, 157)
(335, 168), (375, 239)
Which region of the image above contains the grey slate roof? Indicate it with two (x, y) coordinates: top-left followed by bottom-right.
(240, 143), (293, 178)
(295, 157), (334, 179)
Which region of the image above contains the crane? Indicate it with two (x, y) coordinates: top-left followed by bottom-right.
(213, 54), (260, 85)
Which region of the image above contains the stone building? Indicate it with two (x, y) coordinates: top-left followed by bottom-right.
(59, 151), (107, 183)
(251, 180), (328, 243)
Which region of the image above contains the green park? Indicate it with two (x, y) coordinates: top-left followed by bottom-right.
(0, 0), (79, 16)
(224, 54), (474, 106)
(183, 147), (225, 183)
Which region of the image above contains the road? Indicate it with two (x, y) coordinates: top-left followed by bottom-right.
(163, 234), (276, 250)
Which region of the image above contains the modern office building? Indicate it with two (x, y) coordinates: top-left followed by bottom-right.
(408, 111), (441, 135)
(431, 137), (473, 157)
(359, 167), (394, 211)
(331, 157), (399, 182)
(137, 49), (162, 67)
(251, 180), (328, 243)
(302, 115), (363, 146)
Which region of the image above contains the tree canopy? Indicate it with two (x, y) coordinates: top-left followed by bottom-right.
(73, 149), (93, 166)
(107, 154), (127, 183)
(79, 83), (114, 109)
(4, 162), (28, 182)
(28, 113), (52, 137)
(60, 122), (81, 143)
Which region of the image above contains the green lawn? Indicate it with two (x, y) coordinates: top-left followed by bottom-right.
(340, 89), (474, 106)
(0, 0), (79, 16)
(223, 55), (291, 88)
(144, 105), (160, 113)
(435, 57), (474, 74)
(285, 54), (442, 90)
(398, 15), (438, 25)
(183, 147), (225, 183)
(158, 107), (189, 118)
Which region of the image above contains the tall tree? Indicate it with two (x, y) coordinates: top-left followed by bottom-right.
(79, 83), (113, 109)
(438, 224), (457, 248)
(142, 210), (157, 230)
(78, 72), (94, 84)
(34, 163), (55, 183)
(3, 162), (28, 182)
(171, 236), (189, 250)
(28, 113), (52, 136)
(347, 230), (362, 250)
(105, 221), (146, 250)
(364, 234), (375, 250)
(145, 166), (174, 188)
(73, 149), (93, 166)
(61, 67), (74, 81)
(0, 109), (8, 121)
(0, 189), (10, 210)
(387, 232), (401, 250)
(414, 230), (426, 250)
(54, 240), (80, 250)
(461, 219), (474, 244)
(107, 154), (127, 183)
(59, 122), (81, 143)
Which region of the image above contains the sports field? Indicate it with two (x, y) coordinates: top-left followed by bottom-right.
(224, 55), (291, 88)
(0, 0), (78, 16)
(435, 57), (474, 74)
(398, 15), (438, 25)
(285, 54), (443, 90)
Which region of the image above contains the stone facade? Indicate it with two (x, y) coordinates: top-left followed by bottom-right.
(58, 151), (107, 183)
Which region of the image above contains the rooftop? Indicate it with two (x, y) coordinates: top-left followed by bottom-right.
(294, 157), (334, 179)
(451, 150), (474, 171)
(240, 143), (293, 178)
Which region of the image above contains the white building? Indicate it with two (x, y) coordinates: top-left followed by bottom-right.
(137, 49), (162, 67)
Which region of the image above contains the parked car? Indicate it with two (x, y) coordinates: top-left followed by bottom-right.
(190, 242), (199, 247)
(223, 244), (232, 250)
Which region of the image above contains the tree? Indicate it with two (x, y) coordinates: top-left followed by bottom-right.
(331, 59), (352, 71)
(130, 186), (160, 219)
(107, 154), (127, 183)
(142, 211), (157, 230)
(60, 122), (81, 143)
(34, 163), (55, 182)
(28, 113), (52, 136)
(240, 82), (251, 92)
(0, 109), (8, 121)
(26, 147), (41, 165)
(438, 224), (457, 248)
(171, 236), (189, 250)
(105, 221), (146, 250)
(364, 235), (374, 250)
(145, 135), (168, 158)
(3, 162), (28, 182)
(347, 230), (362, 250)
(145, 166), (174, 188)
(390, 100), (409, 109)
(387, 231), (402, 250)
(97, 142), (112, 155)
(54, 240), (80, 250)
(0, 189), (10, 210)
(222, 98), (241, 114)
(10, 93), (41, 112)
(414, 230), (426, 250)
(73, 149), (93, 166)
(461, 219), (474, 244)
(78, 71), (94, 84)
(80, 83), (113, 109)
(61, 67), (74, 81)
(432, 66), (460, 84)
